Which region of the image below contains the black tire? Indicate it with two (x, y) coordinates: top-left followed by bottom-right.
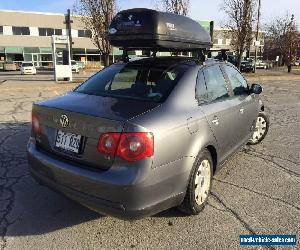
(248, 113), (269, 145)
(178, 149), (213, 215)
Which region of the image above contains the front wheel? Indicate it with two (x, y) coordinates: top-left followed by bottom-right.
(178, 149), (213, 215)
(248, 113), (269, 145)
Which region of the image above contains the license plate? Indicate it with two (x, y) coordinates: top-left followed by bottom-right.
(55, 130), (81, 153)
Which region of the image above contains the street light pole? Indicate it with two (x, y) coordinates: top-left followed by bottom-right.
(65, 9), (73, 60)
(254, 0), (261, 73)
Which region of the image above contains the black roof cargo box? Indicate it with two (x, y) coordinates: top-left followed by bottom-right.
(108, 8), (212, 51)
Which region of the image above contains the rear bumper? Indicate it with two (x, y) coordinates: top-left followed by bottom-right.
(27, 139), (188, 220)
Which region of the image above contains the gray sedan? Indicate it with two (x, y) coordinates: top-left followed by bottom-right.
(27, 57), (269, 219)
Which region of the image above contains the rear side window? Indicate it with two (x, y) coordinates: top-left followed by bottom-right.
(203, 65), (229, 102)
(223, 65), (248, 95)
(75, 62), (187, 102)
(196, 70), (208, 104)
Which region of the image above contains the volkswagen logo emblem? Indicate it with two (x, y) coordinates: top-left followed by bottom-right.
(60, 114), (69, 128)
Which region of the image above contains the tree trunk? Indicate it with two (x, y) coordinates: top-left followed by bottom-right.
(287, 64), (292, 73)
(237, 52), (243, 70)
(102, 53), (110, 67)
(254, 0), (261, 73)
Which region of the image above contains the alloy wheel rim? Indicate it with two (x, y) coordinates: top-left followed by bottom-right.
(251, 116), (267, 143)
(194, 159), (211, 205)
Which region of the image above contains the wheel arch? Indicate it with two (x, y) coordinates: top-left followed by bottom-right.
(205, 145), (218, 174)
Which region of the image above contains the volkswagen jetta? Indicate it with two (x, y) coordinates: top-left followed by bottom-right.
(27, 57), (268, 219)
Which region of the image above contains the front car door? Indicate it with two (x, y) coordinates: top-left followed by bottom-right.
(196, 64), (243, 163)
(221, 64), (260, 145)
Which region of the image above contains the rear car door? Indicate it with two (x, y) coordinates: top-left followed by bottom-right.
(196, 65), (242, 162)
(222, 64), (259, 145)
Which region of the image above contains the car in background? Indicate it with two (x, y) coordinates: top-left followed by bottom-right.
(71, 60), (80, 73)
(294, 60), (300, 66)
(77, 61), (85, 69)
(255, 60), (268, 69)
(21, 62), (37, 75)
(240, 61), (254, 73)
(3, 61), (17, 71)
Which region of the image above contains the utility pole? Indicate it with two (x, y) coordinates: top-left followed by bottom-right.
(254, 0), (261, 73)
(65, 9), (73, 60)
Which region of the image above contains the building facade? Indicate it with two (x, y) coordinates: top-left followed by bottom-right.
(212, 28), (265, 59)
(0, 9), (100, 67)
(0, 9), (266, 67)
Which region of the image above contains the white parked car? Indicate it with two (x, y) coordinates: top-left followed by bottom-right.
(21, 62), (36, 75)
(71, 60), (79, 73)
(255, 60), (268, 69)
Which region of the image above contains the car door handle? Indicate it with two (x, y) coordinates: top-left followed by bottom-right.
(239, 108), (244, 114)
(211, 117), (219, 125)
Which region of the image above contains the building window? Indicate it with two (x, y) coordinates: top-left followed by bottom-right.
(55, 29), (62, 35)
(47, 28), (54, 36)
(0, 26), (3, 35)
(39, 28), (62, 36)
(38, 28), (47, 36)
(12, 26), (30, 35)
(78, 30), (92, 38)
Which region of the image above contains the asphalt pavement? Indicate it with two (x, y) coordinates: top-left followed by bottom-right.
(0, 70), (299, 250)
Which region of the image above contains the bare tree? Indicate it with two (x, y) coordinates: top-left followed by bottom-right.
(223, 0), (257, 69)
(266, 14), (299, 72)
(285, 15), (299, 72)
(156, 0), (190, 16)
(253, 0), (261, 73)
(74, 0), (116, 66)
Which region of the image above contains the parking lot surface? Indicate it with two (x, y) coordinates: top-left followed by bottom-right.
(0, 70), (299, 249)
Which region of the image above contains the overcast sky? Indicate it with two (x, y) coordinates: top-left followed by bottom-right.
(0, 0), (299, 26)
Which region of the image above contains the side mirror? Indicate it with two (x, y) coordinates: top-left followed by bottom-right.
(250, 84), (263, 94)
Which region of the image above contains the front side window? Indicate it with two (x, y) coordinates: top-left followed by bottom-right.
(223, 65), (249, 96)
(0, 26), (3, 35)
(203, 65), (229, 102)
(75, 62), (187, 102)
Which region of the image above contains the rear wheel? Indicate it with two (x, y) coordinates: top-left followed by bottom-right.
(178, 149), (213, 215)
(248, 113), (269, 145)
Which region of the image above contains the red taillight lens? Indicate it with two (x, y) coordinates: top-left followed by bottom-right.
(117, 132), (154, 161)
(97, 132), (154, 162)
(97, 133), (121, 155)
(31, 113), (40, 134)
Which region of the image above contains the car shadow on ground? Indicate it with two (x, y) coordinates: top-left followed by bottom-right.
(0, 122), (103, 237)
(0, 122), (182, 237)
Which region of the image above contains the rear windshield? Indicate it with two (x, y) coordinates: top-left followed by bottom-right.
(22, 63), (33, 67)
(71, 61), (77, 65)
(75, 61), (188, 102)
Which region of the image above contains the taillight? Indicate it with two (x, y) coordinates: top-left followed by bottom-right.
(97, 133), (121, 155)
(97, 132), (154, 162)
(31, 113), (40, 134)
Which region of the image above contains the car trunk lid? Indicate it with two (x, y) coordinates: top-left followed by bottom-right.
(32, 92), (159, 170)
